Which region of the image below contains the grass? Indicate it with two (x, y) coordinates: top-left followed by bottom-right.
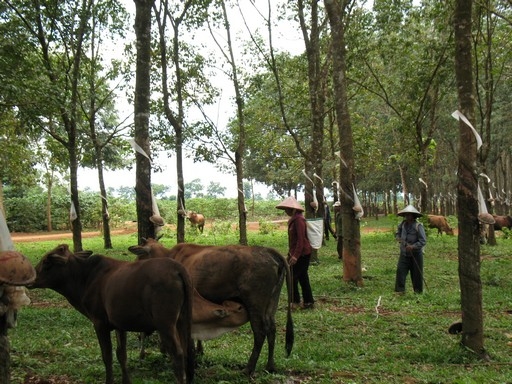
(7, 215), (512, 383)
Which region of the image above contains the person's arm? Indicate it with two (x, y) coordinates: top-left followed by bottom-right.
(395, 222), (402, 242)
(414, 224), (427, 249)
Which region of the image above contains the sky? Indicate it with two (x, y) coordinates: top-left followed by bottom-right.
(79, 1), (304, 199)
(78, 156), (273, 199)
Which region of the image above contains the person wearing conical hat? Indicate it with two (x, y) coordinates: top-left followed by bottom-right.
(394, 204), (427, 294)
(276, 196), (314, 309)
(333, 201), (342, 260)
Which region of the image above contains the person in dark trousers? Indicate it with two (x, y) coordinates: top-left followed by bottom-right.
(395, 205), (427, 294)
(333, 201), (342, 260)
(276, 196), (314, 309)
(323, 200), (337, 241)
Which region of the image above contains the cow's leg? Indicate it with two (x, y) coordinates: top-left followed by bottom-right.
(138, 332), (146, 359)
(158, 327), (186, 384)
(244, 317), (267, 377)
(94, 326), (115, 384)
(115, 330), (131, 384)
(196, 340), (204, 355)
(264, 316), (277, 373)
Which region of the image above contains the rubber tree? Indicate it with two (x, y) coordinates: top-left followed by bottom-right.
(133, 0), (156, 243)
(324, 0), (362, 286)
(453, 0), (489, 360)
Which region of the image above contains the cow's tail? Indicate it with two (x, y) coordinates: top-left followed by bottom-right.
(268, 248), (294, 357)
(284, 261), (294, 357)
(279, 250), (294, 357)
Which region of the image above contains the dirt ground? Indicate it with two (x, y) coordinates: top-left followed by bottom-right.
(10, 220), (289, 243)
(9, 219), (388, 243)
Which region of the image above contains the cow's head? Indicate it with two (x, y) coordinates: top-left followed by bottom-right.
(128, 237), (163, 260)
(30, 244), (74, 289)
(210, 301), (248, 325)
(177, 209), (188, 218)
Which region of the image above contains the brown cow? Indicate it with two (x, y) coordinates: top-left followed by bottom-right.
(29, 244), (194, 384)
(492, 215), (512, 231)
(139, 290), (248, 358)
(128, 238), (294, 377)
(185, 211), (205, 233)
(427, 215), (454, 235)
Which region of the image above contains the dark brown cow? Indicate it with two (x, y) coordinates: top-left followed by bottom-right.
(427, 215), (454, 235)
(29, 244), (194, 384)
(129, 239), (294, 377)
(492, 215), (512, 231)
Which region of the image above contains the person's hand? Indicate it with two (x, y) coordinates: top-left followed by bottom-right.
(406, 245), (414, 252)
(288, 256), (297, 266)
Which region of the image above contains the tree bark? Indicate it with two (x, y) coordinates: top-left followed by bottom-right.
(297, 0), (326, 228)
(219, 0), (248, 245)
(453, 0), (488, 360)
(0, 318), (9, 384)
(134, 0), (156, 243)
(324, 0), (362, 286)
(45, 176), (52, 232)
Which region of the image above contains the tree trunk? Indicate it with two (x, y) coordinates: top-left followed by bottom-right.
(176, 150), (186, 244)
(134, 0), (156, 243)
(297, 0), (325, 264)
(236, 155), (248, 246)
(453, 0), (488, 360)
(0, 315), (9, 384)
(98, 165), (112, 249)
(46, 175), (52, 232)
(324, 0), (362, 286)
(399, 165), (409, 206)
(219, 0), (248, 245)
(69, 143), (83, 252)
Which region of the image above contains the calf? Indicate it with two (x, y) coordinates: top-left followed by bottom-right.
(29, 244), (194, 384)
(129, 238), (294, 377)
(492, 215), (512, 231)
(140, 290), (248, 358)
(191, 293), (248, 341)
(427, 215), (454, 235)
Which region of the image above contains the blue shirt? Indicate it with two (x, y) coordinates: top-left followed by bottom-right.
(396, 220), (427, 255)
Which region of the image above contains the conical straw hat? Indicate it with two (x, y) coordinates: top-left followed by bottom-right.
(276, 196), (304, 212)
(0, 251), (36, 286)
(397, 204), (422, 218)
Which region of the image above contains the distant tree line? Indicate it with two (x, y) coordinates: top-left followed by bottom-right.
(3, 183), (274, 233)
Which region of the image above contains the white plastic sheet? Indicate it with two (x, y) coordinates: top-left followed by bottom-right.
(0, 210), (14, 252)
(306, 218), (324, 250)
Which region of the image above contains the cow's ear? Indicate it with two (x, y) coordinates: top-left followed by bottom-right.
(128, 245), (147, 258)
(45, 253), (69, 265)
(212, 309), (228, 319)
(75, 250), (93, 259)
(41, 244), (71, 262)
